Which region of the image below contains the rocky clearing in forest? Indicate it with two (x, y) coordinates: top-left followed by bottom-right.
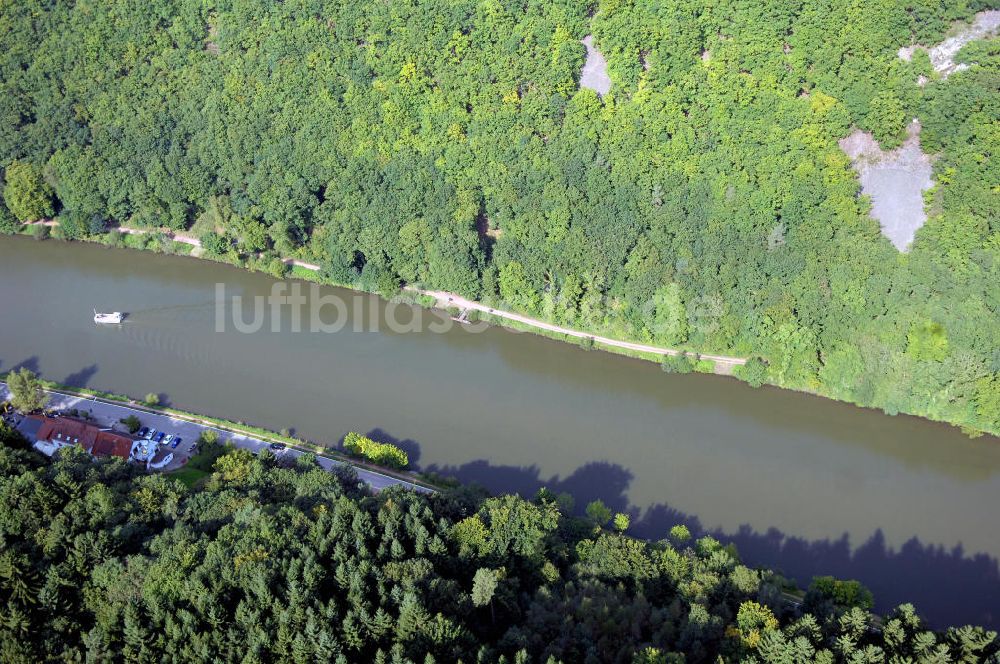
(898, 9), (1000, 79)
(579, 35), (611, 96)
(839, 122), (934, 252)
(839, 10), (999, 251)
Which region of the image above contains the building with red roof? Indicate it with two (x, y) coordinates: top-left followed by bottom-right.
(29, 415), (134, 460)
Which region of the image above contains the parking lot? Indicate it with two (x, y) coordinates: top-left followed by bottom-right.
(0, 382), (431, 492)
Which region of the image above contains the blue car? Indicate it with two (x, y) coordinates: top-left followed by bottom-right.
(154, 431), (166, 443)
(170, 437), (182, 449)
(137, 427), (149, 438)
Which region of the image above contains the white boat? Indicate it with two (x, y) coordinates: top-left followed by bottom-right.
(93, 309), (124, 324)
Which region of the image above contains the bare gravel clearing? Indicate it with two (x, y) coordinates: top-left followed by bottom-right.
(898, 10), (1000, 79)
(839, 121), (934, 251)
(579, 35), (611, 96)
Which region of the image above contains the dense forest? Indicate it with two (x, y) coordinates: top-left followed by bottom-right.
(1, 0), (999, 435)
(0, 430), (997, 662)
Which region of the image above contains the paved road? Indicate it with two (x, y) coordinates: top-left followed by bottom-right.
(0, 382), (431, 493)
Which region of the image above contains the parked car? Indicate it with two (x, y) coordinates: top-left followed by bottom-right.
(145, 428), (156, 440)
(170, 437), (182, 449)
(269, 443), (286, 451)
(154, 431), (166, 443)
(164, 434), (174, 445)
(137, 427), (149, 439)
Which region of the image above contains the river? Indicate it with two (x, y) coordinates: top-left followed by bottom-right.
(0, 235), (997, 627)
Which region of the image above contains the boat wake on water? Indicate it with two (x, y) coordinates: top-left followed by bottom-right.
(123, 300), (216, 317)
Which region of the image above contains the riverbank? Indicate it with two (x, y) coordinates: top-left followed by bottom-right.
(0, 374), (440, 493)
(21, 222), (747, 375)
(1, 233), (998, 628)
(16, 224), (997, 438)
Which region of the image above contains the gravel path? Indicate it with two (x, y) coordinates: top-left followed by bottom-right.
(417, 288), (747, 371)
(28, 223), (747, 371)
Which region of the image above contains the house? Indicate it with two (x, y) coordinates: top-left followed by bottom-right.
(26, 415), (134, 460)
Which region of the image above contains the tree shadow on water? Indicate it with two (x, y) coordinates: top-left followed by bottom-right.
(8, 356), (40, 374)
(424, 458), (634, 515)
(422, 455), (999, 630)
(63, 364), (98, 388)
(714, 525), (1000, 632)
(364, 428), (423, 467)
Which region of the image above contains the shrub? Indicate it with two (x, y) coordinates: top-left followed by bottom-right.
(143, 393), (159, 406)
(343, 431), (408, 469)
(268, 258), (289, 279)
(200, 231), (231, 255)
(7, 367), (48, 413)
(669, 524), (691, 543)
(661, 354), (694, 374)
(31, 223), (50, 241)
(805, 576), (874, 612)
(0, 202), (17, 235)
(613, 512), (630, 533)
(737, 357), (769, 388)
(198, 430), (219, 445)
(585, 500), (612, 527)
(3, 160), (54, 221)
(120, 415), (142, 433)
(188, 435), (228, 472)
(694, 359), (715, 373)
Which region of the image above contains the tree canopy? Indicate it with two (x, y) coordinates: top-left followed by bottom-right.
(5, 368), (48, 413)
(0, 441), (995, 662)
(0, 0), (998, 436)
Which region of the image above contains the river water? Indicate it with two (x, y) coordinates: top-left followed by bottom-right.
(0, 236), (997, 627)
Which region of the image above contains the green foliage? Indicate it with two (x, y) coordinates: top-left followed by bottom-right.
(0, 0), (997, 437)
(866, 92), (907, 147)
(0, 422), (28, 449)
(471, 568), (498, 608)
(142, 392), (159, 406)
(737, 358), (770, 388)
(0, 446), (992, 661)
(186, 434), (228, 473)
(734, 600), (779, 649)
(806, 576), (876, 612)
(6, 368), (48, 413)
(661, 354), (694, 374)
(343, 431), (408, 469)
(198, 429), (219, 445)
(0, 201), (17, 234)
(650, 283), (688, 345)
(119, 414), (141, 433)
(613, 512), (630, 533)
(3, 161), (54, 222)
(199, 232), (231, 256)
(669, 524), (691, 543)
(907, 321), (949, 361)
(585, 499), (612, 527)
